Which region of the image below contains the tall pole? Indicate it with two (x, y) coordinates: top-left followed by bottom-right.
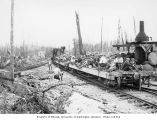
(118, 19), (121, 45)
(75, 11), (83, 55)
(133, 16), (136, 37)
(121, 31), (125, 51)
(73, 39), (76, 57)
(10, 0), (14, 81)
(22, 39), (25, 57)
(124, 31), (128, 43)
(69, 45), (70, 56)
(101, 17), (103, 53)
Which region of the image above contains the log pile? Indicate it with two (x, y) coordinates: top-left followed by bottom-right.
(0, 72), (73, 114)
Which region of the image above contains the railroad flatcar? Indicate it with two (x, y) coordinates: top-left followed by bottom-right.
(53, 21), (157, 90)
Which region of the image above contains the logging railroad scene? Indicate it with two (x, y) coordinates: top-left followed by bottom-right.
(1, 0), (157, 116)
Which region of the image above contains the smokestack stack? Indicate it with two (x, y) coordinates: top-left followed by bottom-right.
(135, 21), (148, 42)
(140, 21), (144, 32)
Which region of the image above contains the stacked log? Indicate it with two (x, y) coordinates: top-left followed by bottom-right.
(0, 74), (72, 114)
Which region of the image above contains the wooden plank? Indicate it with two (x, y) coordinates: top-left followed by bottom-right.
(56, 61), (157, 80)
(69, 64), (117, 80)
(69, 64), (157, 78)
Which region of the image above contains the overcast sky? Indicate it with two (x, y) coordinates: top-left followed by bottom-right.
(0, 0), (157, 48)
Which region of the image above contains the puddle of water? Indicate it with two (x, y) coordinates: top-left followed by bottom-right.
(64, 92), (104, 114)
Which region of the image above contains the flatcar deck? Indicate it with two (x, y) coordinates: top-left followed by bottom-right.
(59, 61), (156, 78)
(55, 61), (157, 90)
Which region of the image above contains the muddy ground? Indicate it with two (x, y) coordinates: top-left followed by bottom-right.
(0, 64), (157, 114)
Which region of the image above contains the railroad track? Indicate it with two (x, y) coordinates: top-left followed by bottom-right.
(142, 82), (157, 87)
(141, 87), (157, 96)
(122, 84), (157, 97)
(151, 84), (157, 86)
(76, 72), (157, 111)
(55, 63), (157, 112)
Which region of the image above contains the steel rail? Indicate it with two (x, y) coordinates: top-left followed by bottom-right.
(141, 87), (157, 96)
(123, 84), (157, 97)
(55, 62), (157, 110)
(75, 71), (157, 109)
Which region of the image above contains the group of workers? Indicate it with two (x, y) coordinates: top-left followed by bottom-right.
(48, 51), (140, 81)
(59, 53), (141, 72)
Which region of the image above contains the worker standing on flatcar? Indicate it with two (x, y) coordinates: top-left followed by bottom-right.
(48, 58), (52, 70)
(99, 55), (108, 67)
(53, 67), (63, 81)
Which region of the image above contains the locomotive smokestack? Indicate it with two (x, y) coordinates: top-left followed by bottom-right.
(135, 21), (148, 42)
(140, 21), (144, 32)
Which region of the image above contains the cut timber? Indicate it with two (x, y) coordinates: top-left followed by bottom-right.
(36, 84), (72, 114)
(0, 78), (61, 113)
(0, 70), (21, 80)
(42, 83), (68, 93)
(0, 91), (21, 114)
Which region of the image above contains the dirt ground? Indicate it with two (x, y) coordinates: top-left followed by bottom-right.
(0, 64), (157, 114)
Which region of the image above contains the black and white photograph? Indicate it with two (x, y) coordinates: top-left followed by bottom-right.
(0, 0), (157, 119)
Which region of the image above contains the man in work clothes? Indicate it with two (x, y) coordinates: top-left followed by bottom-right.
(53, 67), (63, 81)
(48, 59), (52, 70)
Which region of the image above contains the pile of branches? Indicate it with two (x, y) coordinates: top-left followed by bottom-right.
(11, 95), (51, 114)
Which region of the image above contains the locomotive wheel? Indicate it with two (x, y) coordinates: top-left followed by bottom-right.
(133, 75), (142, 90)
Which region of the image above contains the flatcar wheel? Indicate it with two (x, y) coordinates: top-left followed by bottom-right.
(117, 77), (121, 88)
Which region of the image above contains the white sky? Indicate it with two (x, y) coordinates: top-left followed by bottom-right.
(0, 0), (157, 48)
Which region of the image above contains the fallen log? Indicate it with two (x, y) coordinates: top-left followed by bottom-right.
(0, 61), (47, 81)
(1, 79), (59, 113)
(42, 83), (68, 93)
